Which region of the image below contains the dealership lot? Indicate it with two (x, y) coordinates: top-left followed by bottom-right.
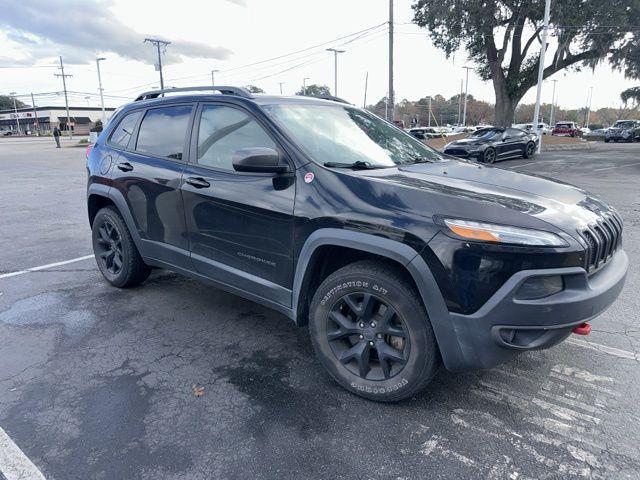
(0, 139), (639, 479)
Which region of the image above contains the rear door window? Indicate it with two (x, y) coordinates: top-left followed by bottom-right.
(108, 110), (142, 149)
(135, 105), (193, 160)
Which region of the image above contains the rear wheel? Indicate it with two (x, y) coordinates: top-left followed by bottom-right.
(523, 141), (536, 159)
(482, 147), (496, 164)
(92, 206), (150, 288)
(309, 260), (439, 402)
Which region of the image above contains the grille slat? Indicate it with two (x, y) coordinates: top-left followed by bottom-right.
(579, 213), (623, 273)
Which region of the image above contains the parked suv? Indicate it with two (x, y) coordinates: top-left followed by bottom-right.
(87, 86), (627, 402)
(552, 121), (581, 137)
(604, 120), (640, 143)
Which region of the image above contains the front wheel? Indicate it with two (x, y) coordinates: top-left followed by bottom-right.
(92, 206), (151, 288)
(482, 147), (496, 164)
(523, 141), (536, 159)
(309, 260), (439, 402)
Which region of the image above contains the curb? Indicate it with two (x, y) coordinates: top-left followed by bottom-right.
(541, 143), (594, 152)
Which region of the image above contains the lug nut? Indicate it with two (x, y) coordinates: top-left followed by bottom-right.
(369, 341), (374, 346)
(377, 333), (383, 339)
(370, 322), (376, 327)
(359, 334), (364, 339)
(359, 322), (365, 328)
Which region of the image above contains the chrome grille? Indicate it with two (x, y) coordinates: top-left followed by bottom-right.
(579, 212), (623, 273)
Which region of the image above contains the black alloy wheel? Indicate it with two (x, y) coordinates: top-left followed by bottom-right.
(95, 220), (124, 275)
(327, 292), (409, 381)
(483, 147), (496, 164)
(524, 141), (536, 159)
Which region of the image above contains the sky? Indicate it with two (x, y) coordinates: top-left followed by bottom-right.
(0, 0), (637, 111)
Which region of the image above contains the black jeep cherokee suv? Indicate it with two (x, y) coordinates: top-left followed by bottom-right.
(86, 86), (627, 402)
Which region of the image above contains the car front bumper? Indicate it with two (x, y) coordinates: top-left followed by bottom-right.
(437, 249), (628, 370)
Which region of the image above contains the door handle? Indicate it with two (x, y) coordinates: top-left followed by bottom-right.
(185, 176), (211, 189)
(116, 162), (134, 172)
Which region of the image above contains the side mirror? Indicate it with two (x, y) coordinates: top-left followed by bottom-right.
(232, 147), (289, 173)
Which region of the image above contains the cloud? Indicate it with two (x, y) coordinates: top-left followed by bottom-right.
(224, 0), (247, 5)
(0, 0), (233, 66)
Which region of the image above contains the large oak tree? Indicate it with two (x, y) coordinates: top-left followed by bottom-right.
(412, 0), (640, 126)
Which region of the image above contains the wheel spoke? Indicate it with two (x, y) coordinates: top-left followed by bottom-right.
(360, 294), (376, 322)
(343, 294), (361, 315)
(377, 305), (406, 338)
(98, 249), (111, 259)
(113, 254), (123, 270)
(98, 226), (110, 243)
(328, 310), (359, 340)
(339, 342), (371, 378)
(376, 341), (406, 366)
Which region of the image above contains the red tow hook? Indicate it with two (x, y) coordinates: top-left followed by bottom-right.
(572, 323), (591, 335)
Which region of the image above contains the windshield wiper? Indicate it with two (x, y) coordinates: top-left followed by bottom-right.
(323, 160), (382, 170)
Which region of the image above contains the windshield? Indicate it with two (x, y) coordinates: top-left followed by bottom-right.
(263, 104), (444, 167)
(470, 128), (502, 139)
(613, 121), (635, 129)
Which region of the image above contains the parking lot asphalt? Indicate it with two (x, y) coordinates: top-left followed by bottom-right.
(0, 138), (639, 479)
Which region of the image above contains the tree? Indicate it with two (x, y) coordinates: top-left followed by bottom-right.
(0, 95), (26, 110)
(295, 84), (331, 96)
(621, 86), (640, 105)
(412, 0), (640, 126)
(245, 85), (265, 94)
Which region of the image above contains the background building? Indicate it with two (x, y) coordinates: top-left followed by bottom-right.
(0, 106), (116, 135)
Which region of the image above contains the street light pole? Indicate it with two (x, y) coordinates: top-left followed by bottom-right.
(462, 66), (472, 126)
(9, 92), (21, 135)
(388, 0), (394, 122)
(532, 0), (552, 152)
(585, 86), (594, 128)
(278, 82), (285, 94)
(326, 48), (345, 97)
(303, 77), (310, 95)
(211, 69), (219, 86)
(549, 79), (558, 126)
(96, 57), (106, 124)
(428, 96), (432, 127)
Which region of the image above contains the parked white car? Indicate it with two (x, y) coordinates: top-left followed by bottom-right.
(513, 123), (552, 135)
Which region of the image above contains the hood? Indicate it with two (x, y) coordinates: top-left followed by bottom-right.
(357, 159), (615, 237)
(447, 136), (487, 147)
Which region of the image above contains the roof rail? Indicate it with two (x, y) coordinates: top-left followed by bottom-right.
(134, 86), (253, 102)
(304, 94), (351, 105)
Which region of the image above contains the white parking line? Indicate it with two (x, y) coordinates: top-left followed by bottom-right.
(0, 426), (46, 480)
(567, 337), (639, 361)
(592, 162), (640, 172)
(0, 255), (94, 280)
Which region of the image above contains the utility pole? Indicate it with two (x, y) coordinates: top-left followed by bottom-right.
(363, 71), (368, 108)
(462, 66), (472, 126)
(96, 57), (106, 124)
(278, 82), (285, 94)
(54, 56), (73, 138)
(9, 92), (21, 135)
(211, 69), (219, 86)
(144, 38), (171, 90)
(387, 0), (394, 121)
(549, 79), (558, 126)
(303, 77), (310, 95)
(30, 92), (40, 136)
(532, 0), (551, 152)
(585, 86), (594, 128)
(326, 48), (345, 97)
(458, 79), (463, 125)
(428, 96), (432, 127)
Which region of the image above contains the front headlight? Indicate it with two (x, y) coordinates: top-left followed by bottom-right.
(443, 219), (569, 247)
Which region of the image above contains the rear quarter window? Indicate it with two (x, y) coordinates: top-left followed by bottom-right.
(108, 110), (143, 149)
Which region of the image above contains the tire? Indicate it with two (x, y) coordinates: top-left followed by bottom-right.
(523, 141), (536, 159)
(309, 260), (439, 402)
(604, 138), (610, 143)
(482, 147), (496, 164)
(92, 206), (151, 288)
